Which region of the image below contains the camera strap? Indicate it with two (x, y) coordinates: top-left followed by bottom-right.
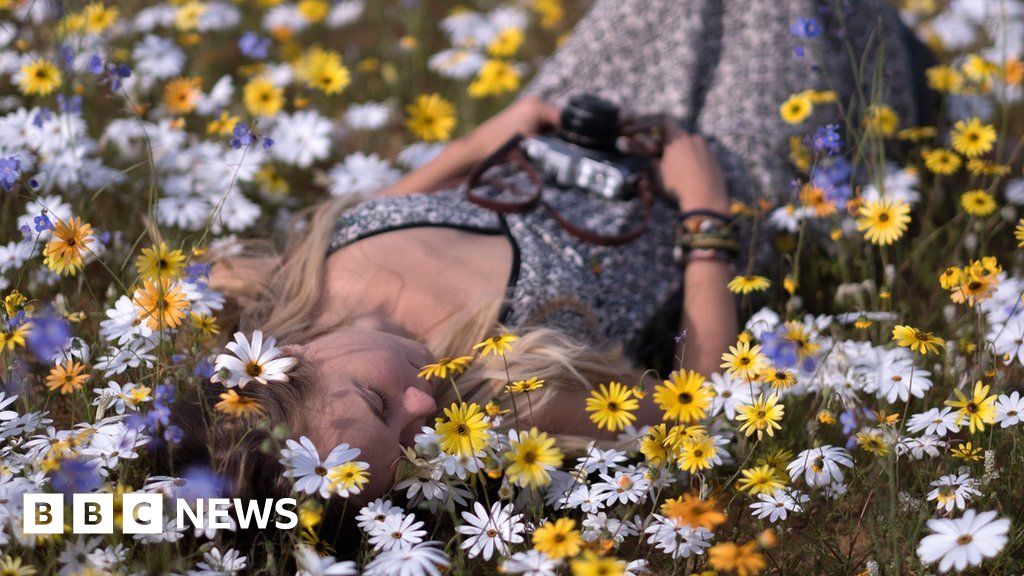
(464, 134), (652, 247)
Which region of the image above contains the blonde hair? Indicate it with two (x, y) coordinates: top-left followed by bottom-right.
(170, 197), (640, 506)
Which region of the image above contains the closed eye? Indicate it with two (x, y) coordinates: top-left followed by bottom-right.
(357, 382), (390, 423)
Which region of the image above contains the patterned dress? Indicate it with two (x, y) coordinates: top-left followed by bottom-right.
(329, 169), (683, 358)
(329, 0), (922, 359)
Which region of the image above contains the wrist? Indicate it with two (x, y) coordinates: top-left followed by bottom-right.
(678, 195), (730, 213)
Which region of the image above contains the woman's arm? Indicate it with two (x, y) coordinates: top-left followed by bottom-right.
(658, 127), (738, 376)
(379, 96), (560, 196)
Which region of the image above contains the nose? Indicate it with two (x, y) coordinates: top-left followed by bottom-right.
(403, 385), (437, 422)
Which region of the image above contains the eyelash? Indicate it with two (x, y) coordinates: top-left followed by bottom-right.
(367, 385), (391, 419)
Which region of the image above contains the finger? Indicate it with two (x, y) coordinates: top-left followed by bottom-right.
(536, 101), (560, 127)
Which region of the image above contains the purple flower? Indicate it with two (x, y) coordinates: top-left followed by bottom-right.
(25, 311), (70, 361)
(811, 124), (843, 156)
(19, 225), (31, 239)
(791, 17), (821, 39)
(194, 357), (215, 380)
(185, 262), (212, 283)
(88, 54), (104, 74)
(230, 122), (256, 149)
(34, 213), (52, 232)
(0, 156), (21, 192)
(178, 465), (227, 501)
(164, 425), (184, 445)
(50, 456), (102, 496)
(811, 157), (853, 203)
(262, 136), (274, 149)
(58, 94), (82, 114)
(238, 31), (270, 60)
(32, 108), (52, 128)
(58, 44), (74, 68)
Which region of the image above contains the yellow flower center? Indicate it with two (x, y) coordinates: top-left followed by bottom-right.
(245, 362), (262, 377)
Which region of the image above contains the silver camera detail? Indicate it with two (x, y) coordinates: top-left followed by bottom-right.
(521, 134), (635, 200)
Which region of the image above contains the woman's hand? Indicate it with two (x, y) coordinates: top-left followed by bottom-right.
(657, 124), (730, 213)
(379, 96), (558, 197)
(462, 95), (560, 159)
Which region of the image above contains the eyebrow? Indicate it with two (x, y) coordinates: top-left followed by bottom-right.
(353, 380), (388, 424)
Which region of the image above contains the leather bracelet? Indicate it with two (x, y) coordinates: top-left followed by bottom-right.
(679, 209), (734, 223)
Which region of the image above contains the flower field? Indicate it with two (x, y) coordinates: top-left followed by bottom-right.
(1, 0), (1024, 575)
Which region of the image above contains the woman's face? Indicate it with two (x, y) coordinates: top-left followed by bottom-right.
(294, 327), (438, 499)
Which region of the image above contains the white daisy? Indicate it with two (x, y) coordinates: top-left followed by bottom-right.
(917, 509), (1010, 573)
(192, 546), (247, 575)
(994, 391), (1024, 427)
(575, 444), (627, 475)
(593, 469), (649, 505)
(294, 544), (357, 576)
(907, 407), (961, 436)
(270, 110), (333, 168)
(500, 550), (560, 576)
(895, 435), (945, 460)
(456, 501), (525, 560)
(927, 473), (982, 512)
(786, 445), (853, 488)
(564, 484), (610, 513)
(356, 498), (404, 535)
(749, 489), (809, 523)
(211, 330), (297, 388)
(368, 513), (427, 552)
(345, 101), (391, 130)
(327, 152), (401, 197)
(327, 0), (365, 28)
(279, 436), (361, 498)
(363, 541), (449, 576)
(642, 515), (713, 559)
(708, 372), (754, 419)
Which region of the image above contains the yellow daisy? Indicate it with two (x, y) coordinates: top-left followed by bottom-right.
(653, 369), (713, 423)
(585, 381), (638, 431)
(945, 381), (997, 434)
(473, 333), (518, 357)
(46, 359), (90, 395)
(960, 189), (996, 217)
(434, 402), (490, 457)
(856, 197), (911, 245)
(504, 427), (563, 488)
(720, 340), (767, 380)
(133, 279), (190, 330)
(417, 356), (473, 381)
(736, 394), (785, 440)
(727, 275), (771, 295)
(950, 117), (996, 158)
(243, 77), (284, 117)
(43, 217), (95, 277)
(215, 389), (264, 418)
(405, 93), (456, 142)
(779, 93), (812, 124)
(921, 148), (961, 175)
(18, 60), (62, 96)
(891, 324), (945, 355)
(136, 242), (186, 282)
(162, 77), (202, 115)
(736, 464), (787, 495)
(532, 518), (582, 559)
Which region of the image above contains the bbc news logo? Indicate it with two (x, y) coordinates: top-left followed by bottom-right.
(22, 493), (299, 535)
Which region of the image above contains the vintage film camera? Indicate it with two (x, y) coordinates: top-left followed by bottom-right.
(520, 94), (658, 200)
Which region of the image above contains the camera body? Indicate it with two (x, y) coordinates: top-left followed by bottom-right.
(520, 94), (652, 200)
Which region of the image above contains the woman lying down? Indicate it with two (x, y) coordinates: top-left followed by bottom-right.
(167, 0), (925, 551)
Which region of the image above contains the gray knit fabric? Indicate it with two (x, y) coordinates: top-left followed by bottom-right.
(523, 0), (920, 205)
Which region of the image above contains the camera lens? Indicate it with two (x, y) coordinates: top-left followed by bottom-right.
(559, 94), (619, 151)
